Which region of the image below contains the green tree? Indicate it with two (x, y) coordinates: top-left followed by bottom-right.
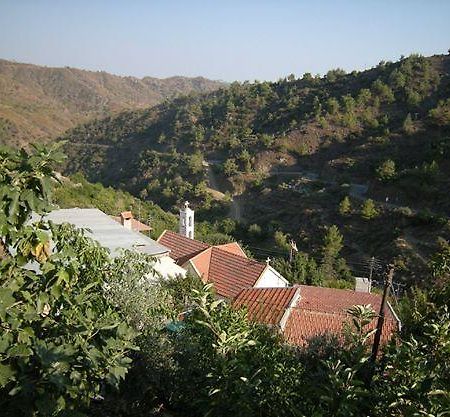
(326, 97), (340, 115)
(0, 145), (137, 415)
(339, 196), (352, 215)
(429, 238), (450, 280)
(320, 225), (345, 280)
(376, 159), (397, 182)
(239, 149), (252, 172)
(402, 113), (414, 135)
(248, 223), (262, 238)
(361, 199), (378, 219)
(273, 252), (323, 286)
(371, 79), (395, 103)
(223, 158), (238, 177)
(429, 99), (450, 126)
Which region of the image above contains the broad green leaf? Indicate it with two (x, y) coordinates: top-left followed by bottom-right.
(0, 363), (15, 387)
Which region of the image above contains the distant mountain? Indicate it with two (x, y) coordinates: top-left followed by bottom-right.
(0, 59), (225, 147)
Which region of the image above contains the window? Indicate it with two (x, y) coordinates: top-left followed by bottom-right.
(188, 216), (192, 227)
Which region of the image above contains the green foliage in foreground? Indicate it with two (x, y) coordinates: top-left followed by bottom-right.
(0, 145), (137, 415)
(2, 145), (450, 416)
(94, 270), (450, 417)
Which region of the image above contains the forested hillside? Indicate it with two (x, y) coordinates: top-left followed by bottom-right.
(0, 59), (224, 147)
(63, 53), (450, 286)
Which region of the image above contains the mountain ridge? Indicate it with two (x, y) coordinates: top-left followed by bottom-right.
(0, 58), (225, 147)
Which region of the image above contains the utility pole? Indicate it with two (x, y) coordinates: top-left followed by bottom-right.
(368, 256), (375, 284)
(289, 240), (298, 263)
(370, 264), (394, 364)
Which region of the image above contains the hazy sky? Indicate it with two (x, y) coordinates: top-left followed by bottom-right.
(1, 0), (449, 82)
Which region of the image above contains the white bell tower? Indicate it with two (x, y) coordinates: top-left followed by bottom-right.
(179, 201), (194, 239)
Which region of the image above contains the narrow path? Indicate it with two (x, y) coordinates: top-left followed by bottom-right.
(205, 164), (225, 199)
(231, 196), (243, 222)
(204, 160), (244, 222)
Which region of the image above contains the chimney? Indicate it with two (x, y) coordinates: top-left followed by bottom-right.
(355, 277), (372, 293)
(179, 201), (194, 239)
(120, 211), (133, 230)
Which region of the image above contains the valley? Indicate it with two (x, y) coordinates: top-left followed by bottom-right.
(58, 53), (450, 287)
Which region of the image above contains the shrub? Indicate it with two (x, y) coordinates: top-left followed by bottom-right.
(0, 145), (137, 415)
(339, 196), (352, 215)
(361, 199), (379, 219)
(376, 159), (397, 182)
(403, 113), (415, 134)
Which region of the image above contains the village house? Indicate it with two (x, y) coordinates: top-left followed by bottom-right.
(41, 208), (186, 279)
(232, 286), (401, 346)
(158, 229), (289, 298)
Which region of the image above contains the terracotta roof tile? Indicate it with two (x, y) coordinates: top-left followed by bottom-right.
(284, 285), (399, 346)
(157, 230), (209, 265)
(193, 247), (267, 299)
(233, 287), (299, 325)
(189, 247), (213, 283)
(284, 309), (397, 347)
(215, 242), (248, 258)
(232, 284), (399, 347)
(157, 231), (278, 299)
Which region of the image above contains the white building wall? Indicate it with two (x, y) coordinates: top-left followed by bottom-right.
(254, 266), (289, 288)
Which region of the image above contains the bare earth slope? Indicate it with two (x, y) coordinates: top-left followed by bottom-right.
(0, 59), (224, 147)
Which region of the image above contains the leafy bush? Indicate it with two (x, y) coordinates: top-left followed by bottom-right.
(361, 199), (379, 219)
(339, 196), (352, 215)
(0, 145), (137, 416)
(376, 159), (397, 182)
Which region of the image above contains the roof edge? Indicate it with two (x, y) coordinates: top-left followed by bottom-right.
(387, 301), (402, 332)
(279, 287), (302, 331)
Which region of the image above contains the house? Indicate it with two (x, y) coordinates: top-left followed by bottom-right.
(157, 230), (289, 298)
(111, 211), (152, 233)
(232, 285), (400, 347)
(41, 208), (186, 279)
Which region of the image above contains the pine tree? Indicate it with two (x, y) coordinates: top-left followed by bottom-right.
(376, 159), (397, 182)
(361, 199), (378, 219)
(339, 196), (352, 215)
(403, 113), (414, 135)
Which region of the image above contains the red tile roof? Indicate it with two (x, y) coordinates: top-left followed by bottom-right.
(157, 230), (209, 265)
(233, 287), (299, 325)
(295, 285), (393, 315)
(189, 247), (212, 282)
(202, 247), (267, 299)
(232, 285), (399, 347)
(215, 242), (248, 258)
(157, 230), (280, 299)
(285, 285), (399, 346)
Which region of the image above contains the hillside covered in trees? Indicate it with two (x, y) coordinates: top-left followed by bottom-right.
(62, 53), (450, 287)
(0, 59), (224, 147)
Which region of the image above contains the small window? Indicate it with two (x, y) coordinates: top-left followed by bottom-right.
(188, 216), (192, 227)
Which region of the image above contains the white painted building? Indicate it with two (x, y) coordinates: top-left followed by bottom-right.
(40, 208), (186, 279)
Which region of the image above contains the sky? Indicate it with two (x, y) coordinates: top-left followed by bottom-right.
(0, 0), (449, 82)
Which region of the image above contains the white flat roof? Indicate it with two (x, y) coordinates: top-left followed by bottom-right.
(38, 208), (170, 257)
